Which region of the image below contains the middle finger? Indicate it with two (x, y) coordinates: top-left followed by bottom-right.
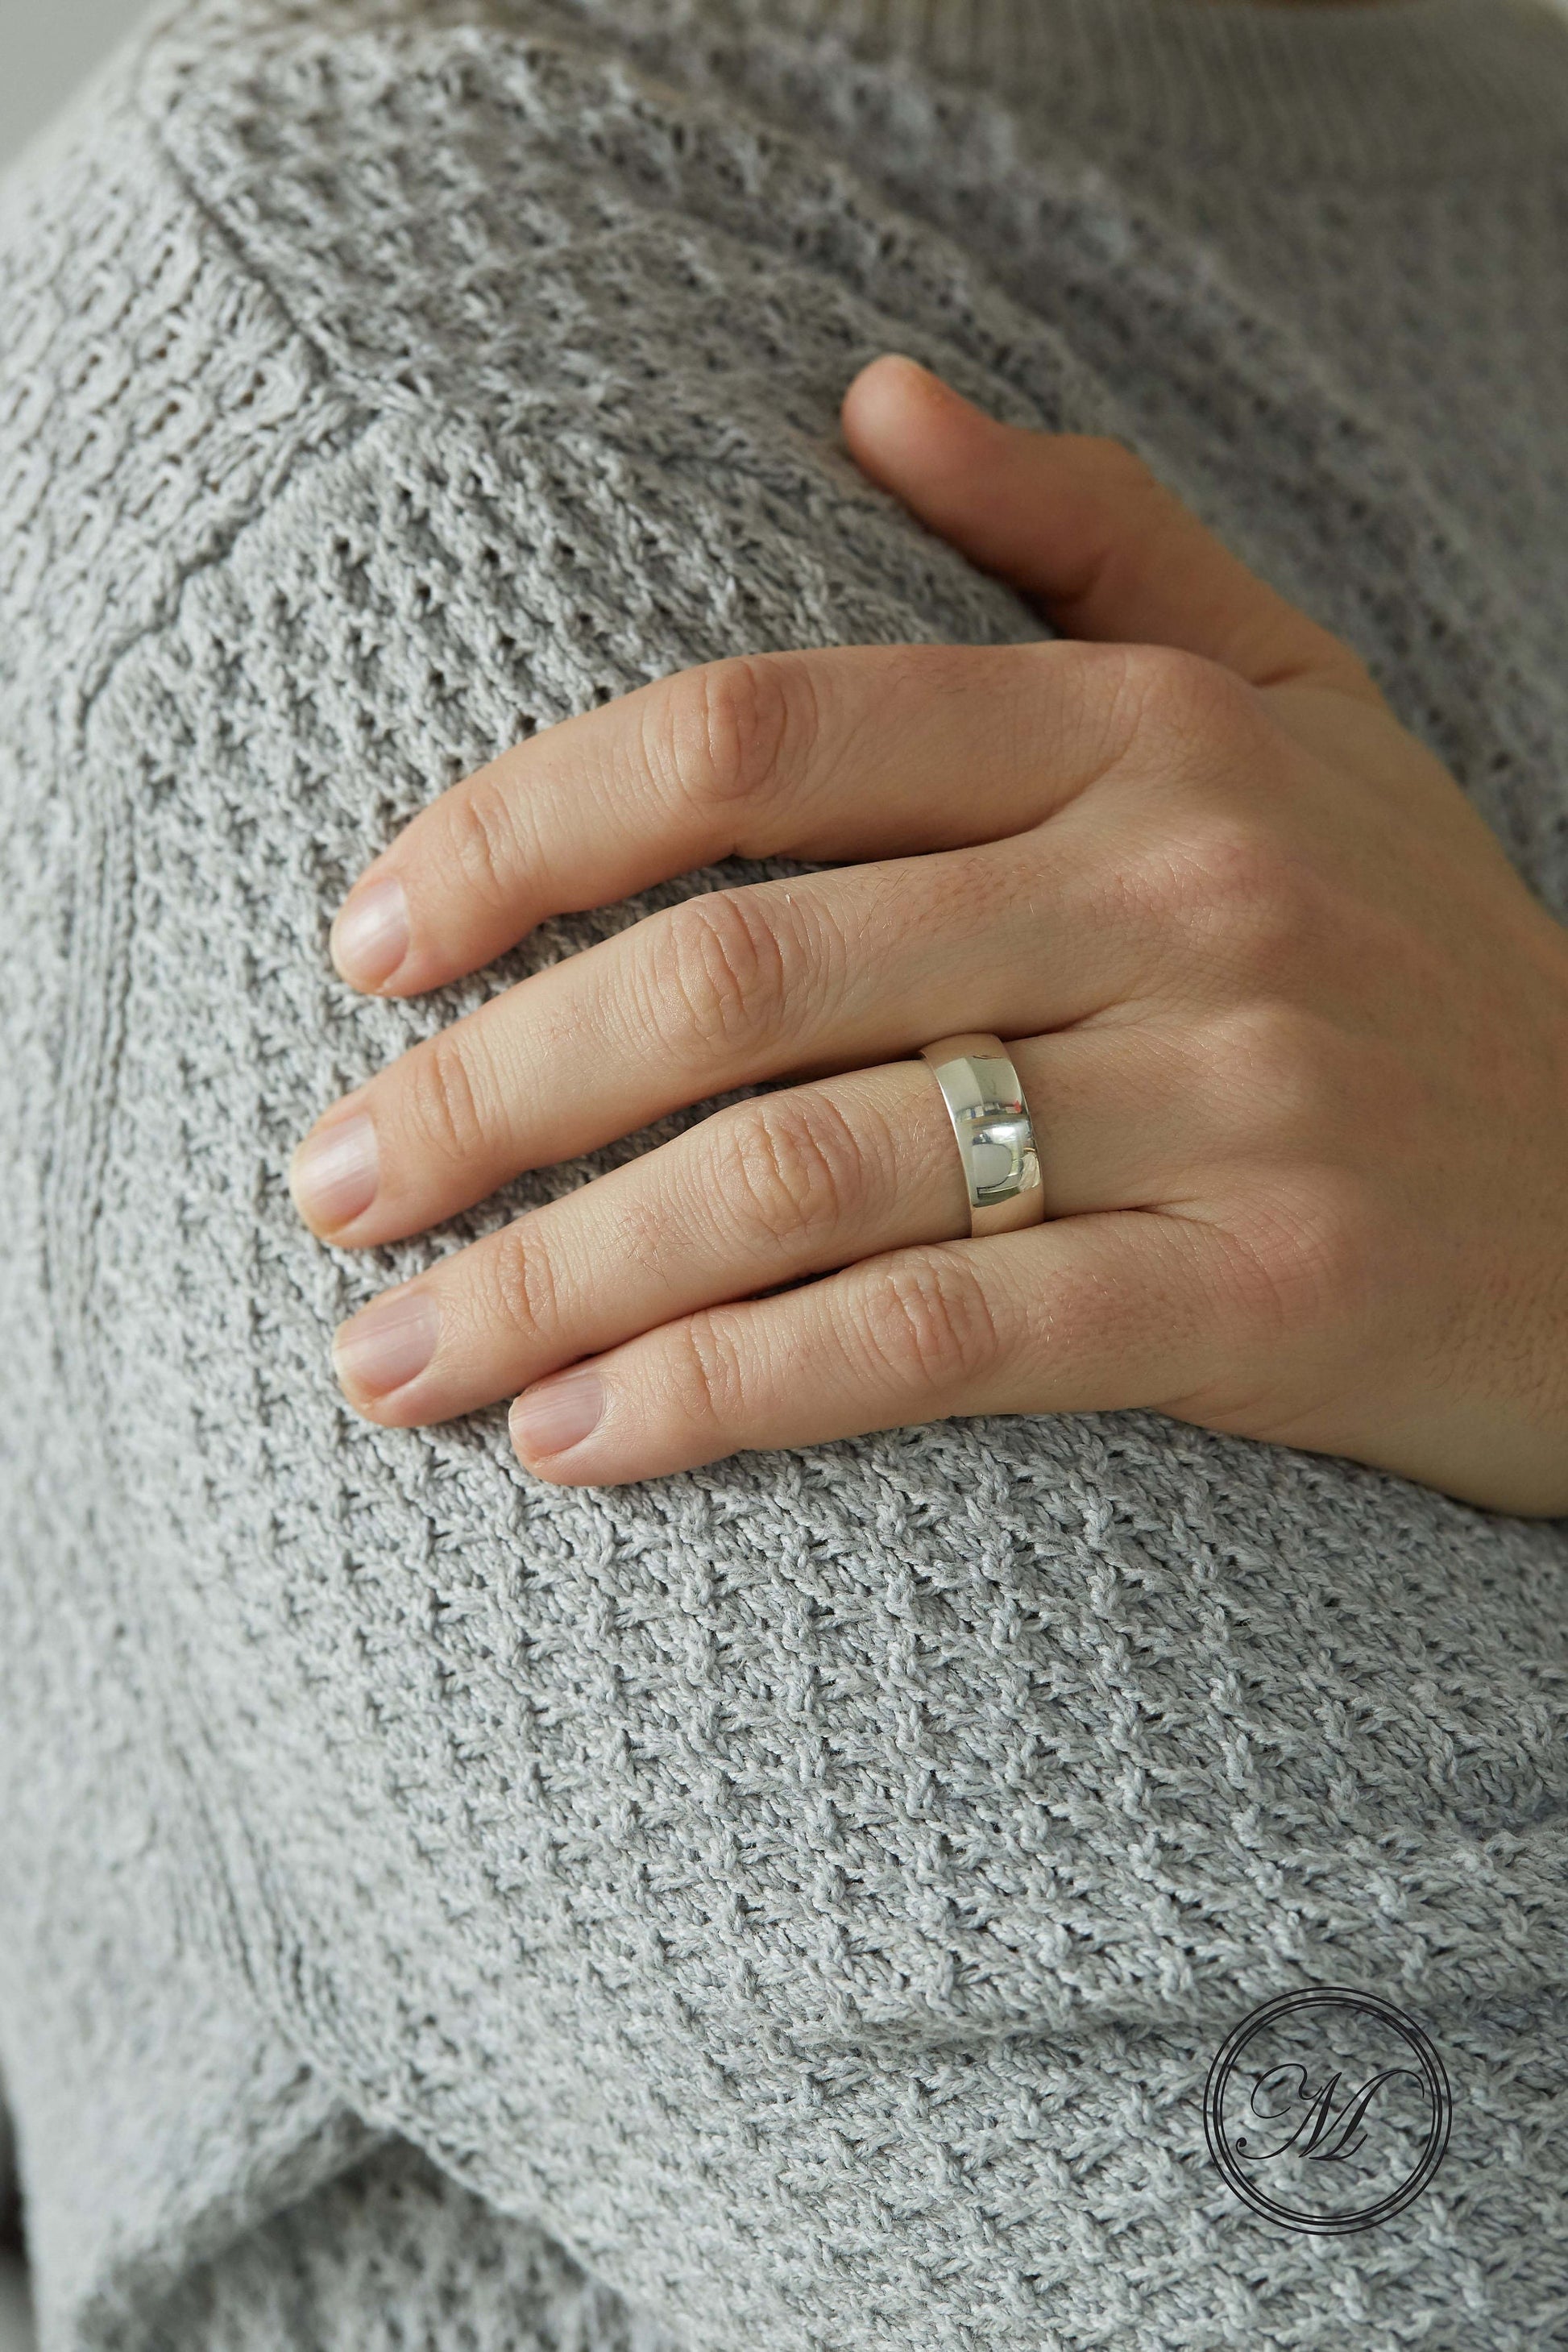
(330, 1017), (1223, 1427)
(290, 811), (1148, 1249)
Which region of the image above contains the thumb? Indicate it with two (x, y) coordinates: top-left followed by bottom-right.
(841, 355), (1378, 701)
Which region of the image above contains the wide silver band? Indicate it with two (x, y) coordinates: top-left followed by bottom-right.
(918, 1031), (1045, 1238)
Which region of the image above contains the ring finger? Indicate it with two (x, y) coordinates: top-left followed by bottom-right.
(330, 1019), (1226, 1429)
(291, 794), (1163, 1252)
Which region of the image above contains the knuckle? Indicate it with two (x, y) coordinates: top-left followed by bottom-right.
(407, 1030), (496, 1169)
(666, 1305), (749, 1436)
(1057, 633), (1153, 710)
(653, 652), (816, 816)
(484, 1217), (563, 1353)
(708, 1091), (868, 1258)
(1117, 640), (1267, 753)
(1011, 638), (1144, 775)
(1117, 809), (1320, 976)
(443, 768), (527, 917)
(855, 1246), (1000, 1395)
(646, 886), (802, 1061)
(1217, 1168), (1384, 1342)
(1197, 1002), (1336, 1139)
(1202, 836), (1322, 975)
(1076, 433), (1166, 502)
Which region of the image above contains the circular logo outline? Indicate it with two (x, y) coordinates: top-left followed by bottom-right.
(1204, 1985), (1452, 2234)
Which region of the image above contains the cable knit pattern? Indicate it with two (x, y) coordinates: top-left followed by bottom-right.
(2, 3), (1567, 2347)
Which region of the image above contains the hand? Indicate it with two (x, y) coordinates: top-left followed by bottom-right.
(288, 355), (1568, 1514)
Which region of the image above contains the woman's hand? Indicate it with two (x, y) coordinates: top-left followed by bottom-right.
(289, 355), (1568, 1513)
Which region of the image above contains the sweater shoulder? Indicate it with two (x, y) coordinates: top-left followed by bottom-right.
(0, 30), (358, 713)
(138, 2), (1126, 448)
(0, 0), (1128, 722)
(6, 2), (1560, 894)
(0, 1), (1122, 684)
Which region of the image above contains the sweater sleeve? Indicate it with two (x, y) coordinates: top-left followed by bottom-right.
(4, 11), (1566, 2350)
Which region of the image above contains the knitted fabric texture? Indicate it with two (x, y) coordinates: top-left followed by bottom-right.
(1, 1), (1566, 2346)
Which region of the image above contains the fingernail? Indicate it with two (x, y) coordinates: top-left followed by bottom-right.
(332, 1287), (440, 1399)
(290, 1112), (380, 1231)
(330, 875), (409, 989)
(510, 1367), (605, 1461)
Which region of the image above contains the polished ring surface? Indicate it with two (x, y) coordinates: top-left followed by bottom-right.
(918, 1031), (1045, 1238)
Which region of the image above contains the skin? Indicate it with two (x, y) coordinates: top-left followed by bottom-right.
(288, 355), (1568, 1514)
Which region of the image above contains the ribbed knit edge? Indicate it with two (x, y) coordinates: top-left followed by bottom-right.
(664, 0), (1568, 180)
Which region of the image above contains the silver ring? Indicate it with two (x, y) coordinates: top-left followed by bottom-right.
(918, 1031), (1045, 1238)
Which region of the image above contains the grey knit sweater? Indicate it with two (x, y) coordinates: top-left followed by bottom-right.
(2, 1), (1568, 2346)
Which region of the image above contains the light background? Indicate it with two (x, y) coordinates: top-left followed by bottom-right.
(0, 0), (155, 169)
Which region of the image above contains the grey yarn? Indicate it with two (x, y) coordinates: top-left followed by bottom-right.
(2, 1), (1567, 2346)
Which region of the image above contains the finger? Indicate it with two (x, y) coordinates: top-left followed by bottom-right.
(332, 1056), (968, 1425)
(840, 355), (1382, 703)
(292, 818), (1154, 1251)
(327, 636), (1139, 995)
(328, 1021), (1239, 1430)
(504, 1209), (1233, 1487)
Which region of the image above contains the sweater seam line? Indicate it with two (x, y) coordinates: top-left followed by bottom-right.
(48, 66), (387, 727)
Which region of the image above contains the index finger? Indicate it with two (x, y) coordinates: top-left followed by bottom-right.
(327, 639), (1138, 995)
